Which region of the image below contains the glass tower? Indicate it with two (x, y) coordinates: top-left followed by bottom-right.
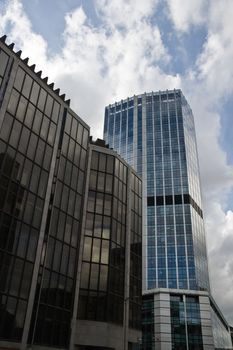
(104, 90), (233, 350)
(104, 90), (209, 293)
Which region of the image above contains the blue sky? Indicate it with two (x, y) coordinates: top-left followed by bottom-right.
(0, 0), (233, 325)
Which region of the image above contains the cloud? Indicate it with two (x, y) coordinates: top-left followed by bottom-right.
(0, 0), (180, 136)
(165, 0), (208, 32)
(179, 0), (233, 325)
(0, 0), (48, 67)
(205, 203), (233, 323)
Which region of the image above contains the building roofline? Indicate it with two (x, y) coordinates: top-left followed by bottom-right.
(0, 34), (90, 131)
(89, 139), (142, 180)
(106, 89), (182, 108)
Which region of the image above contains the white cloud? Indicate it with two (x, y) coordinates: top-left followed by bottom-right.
(180, 0), (233, 325)
(0, 0), (180, 136)
(95, 0), (158, 29)
(165, 0), (208, 32)
(0, 0), (48, 68)
(205, 203), (233, 323)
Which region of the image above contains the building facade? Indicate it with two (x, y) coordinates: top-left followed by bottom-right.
(0, 36), (142, 350)
(104, 91), (232, 349)
(75, 139), (142, 350)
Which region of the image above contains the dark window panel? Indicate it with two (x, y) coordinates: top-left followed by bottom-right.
(0, 113), (14, 142)
(15, 299), (27, 332)
(64, 215), (72, 244)
(85, 213), (94, 236)
(101, 240), (109, 264)
(80, 262), (90, 289)
(20, 262), (33, 298)
(27, 133), (38, 160)
(102, 216), (110, 239)
(18, 127), (30, 154)
(71, 118), (78, 140)
(91, 151), (98, 170)
(16, 223), (29, 259)
(9, 258), (24, 296)
(60, 244), (69, 275)
(53, 240), (62, 271)
(104, 194), (112, 216)
(0, 49), (9, 76)
(99, 153), (106, 172)
(62, 133), (69, 157)
(61, 185), (69, 212)
(68, 138), (75, 162)
(74, 194), (81, 220)
(67, 247), (76, 277)
(106, 155), (114, 174)
(14, 67), (25, 92)
(77, 123), (83, 144)
(35, 139), (45, 167)
(7, 89), (20, 116)
(30, 165), (40, 193)
(45, 94), (53, 118)
(43, 144), (52, 171)
(89, 170), (97, 190)
(82, 128), (88, 149)
(30, 81), (40, 105)
(47, 122), (56, 145)
(26, 228), (39, 262)
(71, 220), (79, 247)
(57, 211), (66, 241)
(68, 189), (75, 216)
(25, 102), (35, 128)
(94, 214), (102, 238)
(16, 95), (27, 122)
(77, 170), (84, 195)
(96, 193), (103, 214)
(32, 110), (43, 134)
(97, 172), (105, 192)
(105, 174), (113, 193)
(64, 160), (72, 186)
(99, 265), (108, 291)
(9, 119), (22, 149)
(40, 116), (50, 141)
(52, 101), (60, 124)
(65, 115), (72, 134)
(37, 88), (47, 112)
(22, 74), (33, 99)
(23, 193), (35, 225)
(89, 264), (99, 290)
(83, 237), (92, 261)
(74, 143), (81, 166)
(21, 159), (33, 187)
(79, 148), (86, 171)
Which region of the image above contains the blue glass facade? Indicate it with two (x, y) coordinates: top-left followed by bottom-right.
(104, 90), (210, 293)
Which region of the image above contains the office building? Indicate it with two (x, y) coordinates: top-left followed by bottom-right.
(104, 91), (232, 349)
(0, 35), (142, 350)
(76, 138), (142, 350)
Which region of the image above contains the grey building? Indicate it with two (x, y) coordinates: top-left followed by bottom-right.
(0, 35), (142, 350)
(103, 91), (232, 349)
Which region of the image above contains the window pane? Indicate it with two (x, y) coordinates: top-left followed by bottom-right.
(83, 237), (92, 261)
(30, 81), (40, 105)
(14, 67), (25, 91)
(101, 240), (109, 264)
(16, 96), (27, 122)
(22, 74), (33, 99)
(7, 89), (20, 115)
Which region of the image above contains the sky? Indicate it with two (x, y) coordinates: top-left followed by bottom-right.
(0, 0), (233, 325)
